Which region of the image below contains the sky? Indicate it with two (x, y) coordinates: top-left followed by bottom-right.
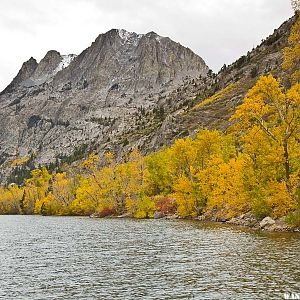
(0, 0), (294, 92)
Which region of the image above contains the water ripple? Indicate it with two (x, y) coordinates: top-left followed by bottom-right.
(0, 216), (299, 299)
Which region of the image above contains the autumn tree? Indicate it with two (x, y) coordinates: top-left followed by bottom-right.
(146, 150), (173, 196)
(121, 149), (148, 216)
(25, 167), (51, 214)
(206, 156), (249, 219)
(51, 173), (75, 214)
(0, 184), (23, 214)
(231, 75), (300, 203)
(169, 130), (235, 217)
(283, 13), (300, 83)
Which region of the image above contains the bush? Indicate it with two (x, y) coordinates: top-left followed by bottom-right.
(135, 196), (155, 219)
(155, 196), (177, 216)
(286, 210), (300, 227)
(97, 207), (116, 218)
(250, 67), (258, 78)
(235, 55), (247, 69)
(252, 198), (271, 220)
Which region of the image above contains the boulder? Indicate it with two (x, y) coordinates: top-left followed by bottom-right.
(265, 217), (293, 232)
(117, 213), (131, 218)
(227, 212), (259, 227)
(259, 217), (275, 228)
(89, 213), (99, 218)
(227, 217), (240, 224)
(165, 214), (178, 220)
(153, 211), (163, 219)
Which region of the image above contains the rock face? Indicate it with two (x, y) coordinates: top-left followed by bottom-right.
(30, 50), (73, 86)
(0, 29), (208, 182)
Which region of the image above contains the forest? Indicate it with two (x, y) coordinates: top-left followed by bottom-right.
(0, 15), (299, 226)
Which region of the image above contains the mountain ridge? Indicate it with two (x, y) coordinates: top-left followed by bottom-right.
(0, 28), (210, 182)
(1, 28), (206, 95)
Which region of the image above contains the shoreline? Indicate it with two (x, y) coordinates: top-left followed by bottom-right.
(90, 212), (300, 233)
(1, 213), (299, 233)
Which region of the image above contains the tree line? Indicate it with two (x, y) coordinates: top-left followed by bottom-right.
(0, 14), (299, 225)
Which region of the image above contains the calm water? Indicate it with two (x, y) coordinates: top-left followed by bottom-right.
(0, 216), (299, 300)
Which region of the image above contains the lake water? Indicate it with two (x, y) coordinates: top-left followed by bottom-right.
(0, 216), (299, 299)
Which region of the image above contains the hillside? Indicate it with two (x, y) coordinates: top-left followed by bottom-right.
(146, 15), (297, 147)
(0, 15), (297, 184)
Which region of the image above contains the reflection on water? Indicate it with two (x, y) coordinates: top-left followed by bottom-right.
(0, 216), (299, 299)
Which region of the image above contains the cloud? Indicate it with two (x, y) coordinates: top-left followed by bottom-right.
(0, 0), (293, 91)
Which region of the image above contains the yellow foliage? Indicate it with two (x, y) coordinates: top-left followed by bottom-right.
(0, 185), (23, 214)
(47, 173), (75, 215)
(134, 195), (155, 219)
(231, 75), (300, 202)
(283, 15), (300, 83)
(125, 197), (136, 216)
(267, 181), (297, 219)
(10, 156), (30, 167)
(193, 83), (236, 109)
(35, 193), (63, 215)
(206, 157), (249, 219)
(173, 176), (199, 217)
(22, 167), (51, 214)
(0, 25), (299, 223)
(71, 177), (100, 215)
(81, 152), (99, 172)
(145, 150), (173, 195)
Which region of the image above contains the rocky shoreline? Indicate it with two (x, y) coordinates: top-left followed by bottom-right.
(90, 211), (300, 233)
(207, 213), (300, 233)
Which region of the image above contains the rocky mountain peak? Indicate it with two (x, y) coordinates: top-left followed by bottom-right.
(25, 57), (38, 68)
(1, 57), (38, 95)
(31, 50), (63, 85)
(52, 28), (208, 91)
(34, 50), (61, 76)
(145, 31), (159, 37)
(1, 51), (77, 93)
(0, 28), (210, 182)
(117, 29), (143, 43)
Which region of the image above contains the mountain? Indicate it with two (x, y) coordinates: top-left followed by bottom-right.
(0, 15), (297, 183)
(0, 29), (209, 182)
(148, 15), (297, 147)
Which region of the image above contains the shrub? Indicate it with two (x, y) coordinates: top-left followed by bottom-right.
(97, 207), (116, 218)
(250, 67), (258, 78)
(155, 196), (177, 216)
(286, 210), (300, 227)
(252, 198), (271, 220)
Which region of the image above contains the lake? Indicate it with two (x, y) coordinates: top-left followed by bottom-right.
(0, 216), (299, 299)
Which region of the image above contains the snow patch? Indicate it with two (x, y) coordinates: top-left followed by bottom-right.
(155, 36), (163, 43)
(118, 29), (132, 42)
(118, 29), (144, 45)
(54, 54), (77, 74)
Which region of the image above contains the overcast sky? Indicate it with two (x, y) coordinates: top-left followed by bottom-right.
(0, 0), (294, 92)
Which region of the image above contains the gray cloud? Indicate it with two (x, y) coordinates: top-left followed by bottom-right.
(0, 0), (293, 91)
